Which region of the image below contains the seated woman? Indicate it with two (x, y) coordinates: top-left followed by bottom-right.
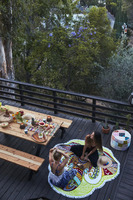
(70, 131), (103, 167)
(48, 147), (77, 188)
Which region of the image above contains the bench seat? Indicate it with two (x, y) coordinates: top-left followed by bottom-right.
(0, 144), (44, 171)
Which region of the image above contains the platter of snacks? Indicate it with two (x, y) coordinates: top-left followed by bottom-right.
(32, 130), (47, 143)
(0, 111), (13, 123)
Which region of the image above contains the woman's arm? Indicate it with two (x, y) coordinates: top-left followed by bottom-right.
(57, 149), (69, 168)
(80, 135), (90, 159)
(80, 144), (87, 160)
(85, 147), (97, 159)
(49, 148), (55, 165)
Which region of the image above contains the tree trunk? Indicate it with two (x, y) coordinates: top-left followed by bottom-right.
(0, 37), (14, 80)
(0, 37), (8, 78)
(0, 37), (15, 99)
(4, 39), (14, 80)
(0, 0), (14, 80)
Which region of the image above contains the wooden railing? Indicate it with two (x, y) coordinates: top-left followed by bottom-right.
(0, 78), (133, 128)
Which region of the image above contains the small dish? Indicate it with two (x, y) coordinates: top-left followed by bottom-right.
(39, 121), (45, 127)
(0, 122), (9, 128)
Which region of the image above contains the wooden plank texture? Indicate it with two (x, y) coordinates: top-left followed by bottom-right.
(0, 144), (44, 171)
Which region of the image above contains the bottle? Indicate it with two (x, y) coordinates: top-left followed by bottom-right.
(32, 118), (35, 125)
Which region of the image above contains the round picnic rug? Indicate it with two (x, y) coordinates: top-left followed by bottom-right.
(48, 139), (120, 198)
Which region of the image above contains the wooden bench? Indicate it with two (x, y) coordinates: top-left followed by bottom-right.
(0, 144), (44, 178)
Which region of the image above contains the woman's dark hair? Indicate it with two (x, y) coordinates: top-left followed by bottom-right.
(94, 131), (103, 152)
(53, 150), (61, 161)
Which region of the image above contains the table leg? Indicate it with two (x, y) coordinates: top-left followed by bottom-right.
(36, 144), (42, 156)
(60, 127), (65, 139)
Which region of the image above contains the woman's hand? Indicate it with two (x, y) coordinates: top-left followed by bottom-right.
(50, 147), (56, 152)
(84, 155), (88, 161)
(84, 156), (90, 162)
(80, 155), (84, 160)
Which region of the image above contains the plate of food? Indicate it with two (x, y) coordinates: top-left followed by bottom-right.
(32, 131), (47, 143)
(22, 113), (35, 120)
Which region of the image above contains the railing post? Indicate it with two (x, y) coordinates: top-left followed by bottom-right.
(53, 91), (57, 114)
(19, 84), (24, 106)
(92, 99), (96, 123)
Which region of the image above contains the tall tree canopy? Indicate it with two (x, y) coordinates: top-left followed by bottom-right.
(98, 44), (133, 101)
(0, 0), (118, 95)
(0, 0), (73, 80)
(14, 6), (117, 94)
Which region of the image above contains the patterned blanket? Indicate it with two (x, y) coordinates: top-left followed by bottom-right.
(48, 139), (120, 198)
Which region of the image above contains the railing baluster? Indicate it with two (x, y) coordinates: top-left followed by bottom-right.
(19, 84), (24, 106)
(53, 91), (57, 114)
(92, 99), (96, 123)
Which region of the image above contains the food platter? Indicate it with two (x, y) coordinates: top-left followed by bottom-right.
(0, 114), (13, 123)
(32, 131), (47, 143)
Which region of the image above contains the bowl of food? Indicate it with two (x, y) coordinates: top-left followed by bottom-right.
(0, 122), (9, 128)
(39, 121), (45, 127)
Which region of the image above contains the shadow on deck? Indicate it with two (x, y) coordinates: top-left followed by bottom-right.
(0, 101), (133, 200)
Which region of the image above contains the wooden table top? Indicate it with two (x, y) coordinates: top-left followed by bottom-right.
(0, 105), (63, 146)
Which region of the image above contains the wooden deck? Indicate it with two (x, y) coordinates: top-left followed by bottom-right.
(0, 101), (133, 200)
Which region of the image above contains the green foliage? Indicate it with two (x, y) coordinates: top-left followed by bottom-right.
(88, 7), (117, 67)
(14, 6), (117, 94)
(0, 0), (118, 95)
(80, 0), (99, 7)
(122, 0), (133, 29)
(98, 45), (133, 101)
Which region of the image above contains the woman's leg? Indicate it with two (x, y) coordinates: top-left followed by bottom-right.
(70, 145), (84, 158)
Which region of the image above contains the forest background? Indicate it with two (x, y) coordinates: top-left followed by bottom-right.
(0, 0), (133, 102)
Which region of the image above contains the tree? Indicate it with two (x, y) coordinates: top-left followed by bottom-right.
(25, 6), (117, 94)
(98, 45), (133, 101)
(13, 0), (74, 83)
(122, 0), (133, 29)
(106, 0), (117, 16)
(0, 0), (72, 81)
(106, 0), (128, 38)
(88, 6), (117, 67)
(0, 0), (14, 79)
(80, 0), (99, 7)
(0, 1), (118, 95)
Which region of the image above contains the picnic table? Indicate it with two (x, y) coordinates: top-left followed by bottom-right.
(0, 105), (73, 178)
